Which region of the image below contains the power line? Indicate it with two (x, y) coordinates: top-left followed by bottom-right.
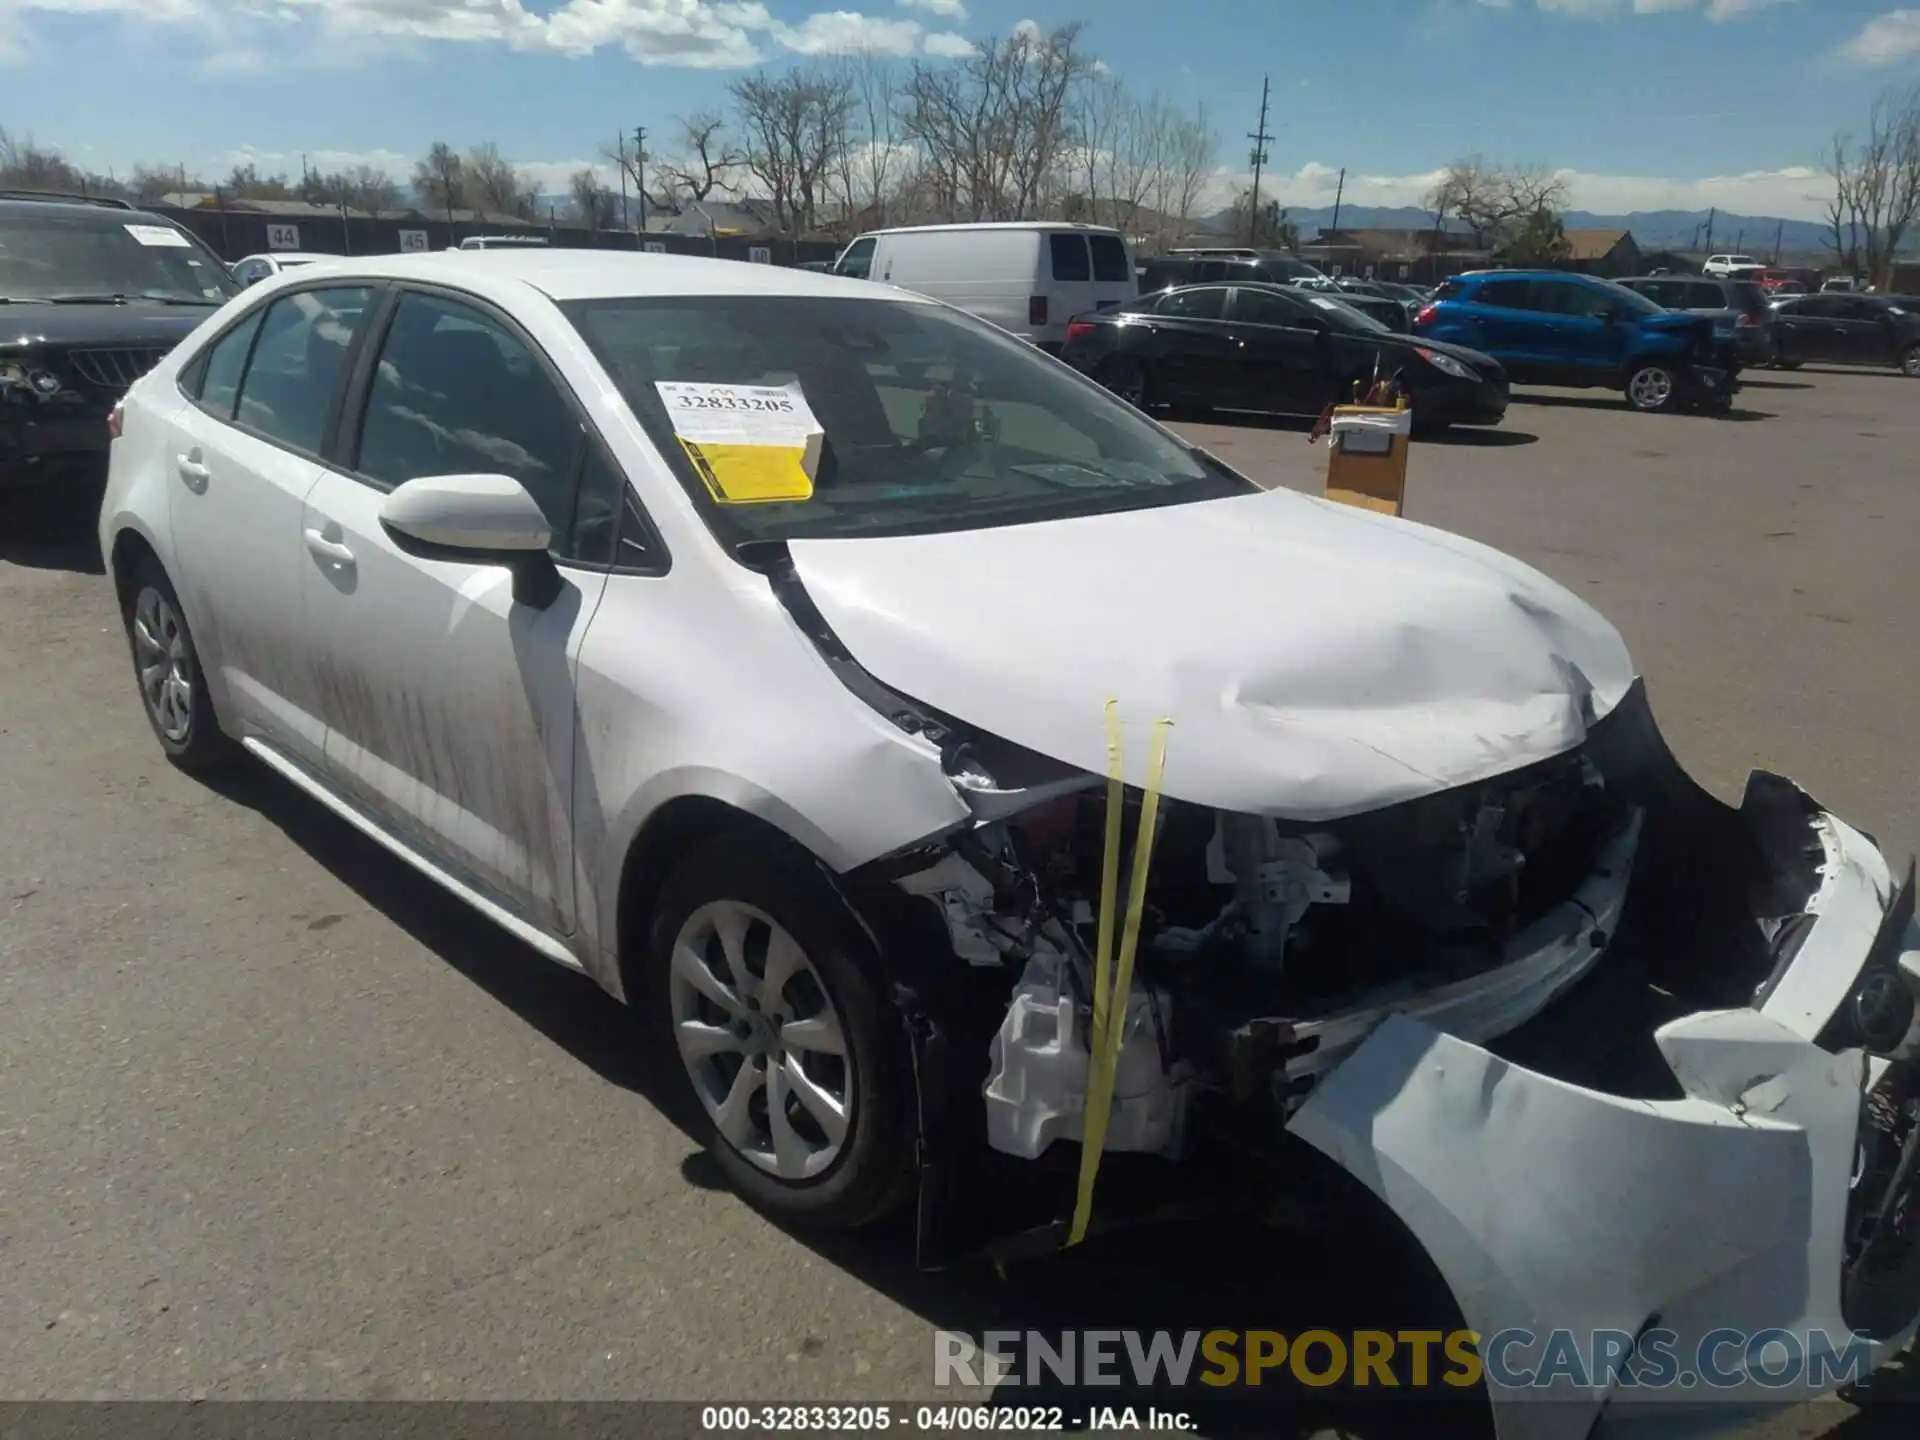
(1246, 76), (1272, 248)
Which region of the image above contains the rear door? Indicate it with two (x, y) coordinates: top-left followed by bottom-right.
(1087, 231), (1137, 312)
(165, 284), (378, 769)
(1045, 232), (1098, 341)
(1143, 287), (1238, 403)
(1833, 297), (1896, 364)
(1469, 278), (1554, 372)
(1775, 296), (1842, 363)
(296, 284), (621, 936)
(1227, 286), (1332, 415)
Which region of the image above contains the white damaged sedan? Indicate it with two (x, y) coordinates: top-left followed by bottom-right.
(100, 253), (1918, 1437)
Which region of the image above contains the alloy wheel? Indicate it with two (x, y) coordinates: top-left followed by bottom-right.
(1629, 367), (1674, 410)
(131, 586), (194, 743)
(668, 899), (853, 1181)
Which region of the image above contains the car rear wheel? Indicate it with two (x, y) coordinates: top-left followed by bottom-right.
(1901, 344), (1920, 378)
(647, 840), (914, 1229)
(122, 560), (234, 775)
(1772, 343), (1802, 371)
(1098, 356), (1152, 411)
(1625, 362), (1680, 413)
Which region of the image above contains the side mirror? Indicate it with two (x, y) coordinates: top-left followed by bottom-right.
(379, 473), (563, 609)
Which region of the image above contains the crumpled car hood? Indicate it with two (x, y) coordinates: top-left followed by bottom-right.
(786, 489), (1637, 820)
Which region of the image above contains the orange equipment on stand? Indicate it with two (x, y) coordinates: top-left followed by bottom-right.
(1310, 380), (1413, 518)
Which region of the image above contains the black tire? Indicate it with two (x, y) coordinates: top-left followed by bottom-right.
(1099, 355), (1153, 411)
(121, 559), (235, 775)
(1901, 344), (1920, 379)
(646, 839), (914, 1229)
(1773, 344), (1802, 371)
(1624, 361), (1681, 413)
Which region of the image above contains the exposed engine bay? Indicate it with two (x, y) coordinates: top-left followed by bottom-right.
(888, 734), (1641, 1163)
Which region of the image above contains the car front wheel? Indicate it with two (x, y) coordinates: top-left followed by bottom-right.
(122, 560), (233, 774)
(1625, 362), (1680, 413)
(1901, 344), (1920, 378)
(1098, 355), (1153, 411)
(647, 840), (914, 1229)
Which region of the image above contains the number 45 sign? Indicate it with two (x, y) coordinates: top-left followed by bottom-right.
(266, 223), (301, 251)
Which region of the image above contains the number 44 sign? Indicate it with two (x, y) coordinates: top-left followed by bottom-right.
(266, 223), (301, 251)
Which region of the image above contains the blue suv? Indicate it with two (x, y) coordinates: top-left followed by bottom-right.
(1414, 270), (1741, 414)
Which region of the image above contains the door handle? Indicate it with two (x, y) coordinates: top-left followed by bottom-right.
(302, 528), (356, 567)
(175, 452), (210, 492)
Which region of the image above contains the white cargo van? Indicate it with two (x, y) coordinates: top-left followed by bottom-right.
(831, 222), (1137, 350)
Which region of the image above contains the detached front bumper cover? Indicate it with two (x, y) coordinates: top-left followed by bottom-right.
(1286, 778), (1920, 1440)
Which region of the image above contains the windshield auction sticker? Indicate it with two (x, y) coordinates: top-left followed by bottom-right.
(123, 224), (193, 247)
(655, 380), (822, 505)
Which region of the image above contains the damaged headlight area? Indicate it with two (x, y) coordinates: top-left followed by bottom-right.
(877, 724), (1642, 1165)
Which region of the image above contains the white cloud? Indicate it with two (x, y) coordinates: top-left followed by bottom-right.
(1215, 158), (1834, 222)
(1010, 16), (1042, 40)
(772, 10), (923, 55)
(1841, 8), (1920, 64)
(0, 0), (981, 69)
(1524, 0), (1791, 15)
(920, 29), (973, 55)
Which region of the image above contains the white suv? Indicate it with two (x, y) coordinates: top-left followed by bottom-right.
(1702, 253), (1765, 278)
(97, 251), (1920, 1429)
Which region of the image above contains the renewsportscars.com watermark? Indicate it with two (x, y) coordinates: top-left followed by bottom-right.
(935, 1328), (1882, 1392)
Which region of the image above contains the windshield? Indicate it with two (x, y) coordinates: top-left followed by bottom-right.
(563, 294), (1255, 545)
(0, 212), (237, 304)
(1304, 294), (1393, 334)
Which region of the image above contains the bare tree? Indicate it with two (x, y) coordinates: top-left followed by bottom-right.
(569, 167), (618, 230)
(1426, 156), (1569, 252)
(223, 163), (291, 200)
(128, 163), (187, 203)
(465, 143), (536, 219)
(1825, 86), (1920, 290)
(1157, 102), (1217, 250)
(898, 21), (1089, 222)
(836, 51), (903, 229)
(652, 111), (741, 205)
(414, 142), (465, 224)
(730, 66), (854, 234)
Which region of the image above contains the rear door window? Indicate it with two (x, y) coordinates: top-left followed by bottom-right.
(1048, 234), (1091, 282)
(233, 285), (376, 456)
(1474, 279), (1536, 310)
(1229, 287), (1313, 327)
(1088, 234), (1131, 283)
(1156, 287), (1227, 320)
(1730, 282), (1769, 311)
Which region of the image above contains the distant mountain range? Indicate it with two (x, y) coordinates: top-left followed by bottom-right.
(1209, 203), (1839, 258)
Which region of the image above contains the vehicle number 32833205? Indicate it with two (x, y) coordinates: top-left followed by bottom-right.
(699, 1403), (1188, 1432)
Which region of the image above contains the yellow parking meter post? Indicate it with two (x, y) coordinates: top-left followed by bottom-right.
(1323, 399), (1412, 517)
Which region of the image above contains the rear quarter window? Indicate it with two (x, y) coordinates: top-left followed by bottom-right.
(1731, 283), (1769, 310)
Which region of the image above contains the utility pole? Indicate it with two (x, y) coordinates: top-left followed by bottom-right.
(1773, 219), (1784, 265)
(617, 132), (630, 232)
(1328, 166), (1346, 247)
(1246, 76), (1272, 249)
(1703, 206), (1716, 255)
(634, 126), (648, 236)
(1735, 227), (1745, 255)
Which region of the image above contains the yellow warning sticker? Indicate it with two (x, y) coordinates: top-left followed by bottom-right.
(656, 380), (823, 505)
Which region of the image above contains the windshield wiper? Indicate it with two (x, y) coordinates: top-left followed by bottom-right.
(42, 293), (219, 306)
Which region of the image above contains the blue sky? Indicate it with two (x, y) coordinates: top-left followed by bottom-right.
(3, 0), (1919, 219)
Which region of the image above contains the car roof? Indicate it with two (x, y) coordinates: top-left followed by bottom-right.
(239, 251), (333, 263)
(860, 221), (1125, 237)
(245, 249), (937, 305)
(0, 196), (173, 225)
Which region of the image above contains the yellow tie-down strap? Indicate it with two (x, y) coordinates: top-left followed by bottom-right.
(1067, 701), (1173, 1248)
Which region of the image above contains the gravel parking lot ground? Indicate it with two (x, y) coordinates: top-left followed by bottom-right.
(2, 366), (1915, 1438)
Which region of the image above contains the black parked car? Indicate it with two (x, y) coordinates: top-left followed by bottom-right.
(1060, 282), (1508, 432)
(1, 192), (237, 493)
(1768, 293), (1920, 376)
(1617, 274), (1773, 366)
